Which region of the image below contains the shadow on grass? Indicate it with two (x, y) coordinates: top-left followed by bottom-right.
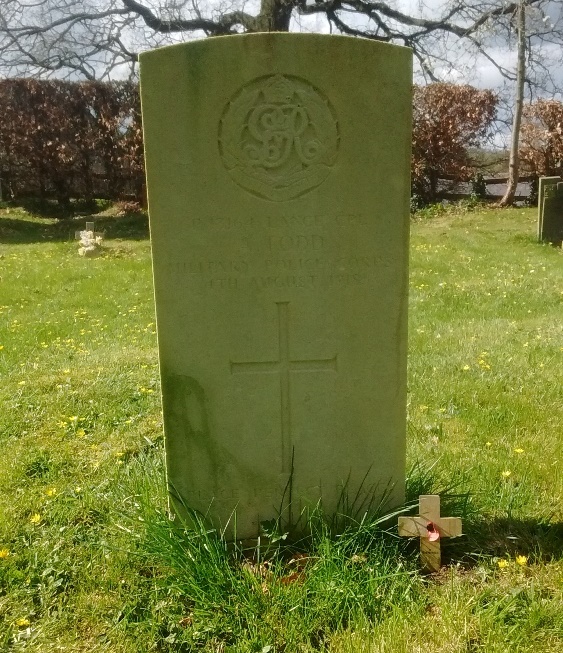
(405, 462), (563, 567)
(447, 516), (563, 564)
(399, 511), (563, 569)
(0, 204), (149, 244)
(16, 197), (111, 219)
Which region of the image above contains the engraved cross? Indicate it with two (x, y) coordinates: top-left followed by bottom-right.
(230, 301), (337, 474)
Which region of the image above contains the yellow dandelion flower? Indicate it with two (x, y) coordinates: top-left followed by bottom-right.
(462, 365), (470, 371)
(115, 451), (124, 458)
(485, 441), (492, 447)
(16, 617), (30, 627)
(497, 559), (509, 569)
(29, 513), (41, 525)
(0, 345), (4, 350)
(501, 470), (512, 479)
(45, 488), (57, 497)
(516, 555), (528, 566)
(63, 369), (70, 374)
(75, 486), (82, 493)
(69, 416), (78, 422)
(0, 548), (9, 559)
(18, 380), (26, 386)
(76, 428), (86, 437)
(514, 448), (524, 454)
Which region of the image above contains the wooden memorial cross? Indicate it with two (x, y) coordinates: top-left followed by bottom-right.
(398, 495), (462, 572)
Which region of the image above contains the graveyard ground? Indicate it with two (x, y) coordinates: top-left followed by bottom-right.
(0, 202), (562, 652)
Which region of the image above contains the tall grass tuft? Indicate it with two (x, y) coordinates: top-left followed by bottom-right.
(118, 453), (423, 651)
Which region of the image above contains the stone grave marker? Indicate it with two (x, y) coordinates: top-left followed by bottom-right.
(140, 34), (412, 539)
(75, 221), (104, 256)
(540, 180), (563, 246)
(537, 176), (560, 241)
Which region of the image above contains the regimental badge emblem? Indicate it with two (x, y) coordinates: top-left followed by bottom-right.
(219, 75), (339, 202)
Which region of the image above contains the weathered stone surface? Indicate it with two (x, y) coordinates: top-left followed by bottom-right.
(541, 180), (563, 245)
(140, 34), (412, 539)
(537, 176), (561, 241)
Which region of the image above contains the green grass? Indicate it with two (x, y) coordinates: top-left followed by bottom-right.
(0, 203), (562, 652)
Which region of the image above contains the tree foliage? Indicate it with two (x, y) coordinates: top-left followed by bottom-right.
(0, 1), (561, 213)
(0, 79), (143, 205)
(0, 79), (499, 207)
(412, 83), (497, 203)
(520, 98), (563, 177)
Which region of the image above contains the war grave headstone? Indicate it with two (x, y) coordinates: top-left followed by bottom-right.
(540, 179), (563, 246)
(140, 34), (412, 540)
(537, 176), (561, 242)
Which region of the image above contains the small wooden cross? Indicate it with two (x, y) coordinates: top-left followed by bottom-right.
(398, 495), (462, 573)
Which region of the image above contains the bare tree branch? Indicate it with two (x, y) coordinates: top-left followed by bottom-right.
(0, 0), (560, 90)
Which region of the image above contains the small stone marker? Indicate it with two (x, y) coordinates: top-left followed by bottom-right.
(140, 34), (412, 539)
(398, 495), (462, 573)
(75, 221), (104, 256)
(540, 180), (563, 246)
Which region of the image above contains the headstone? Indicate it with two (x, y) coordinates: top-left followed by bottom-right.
(74, 221), (102, 241)
(540, 181), (563, 246)
(140, 34), (412, 540)
(537, 176), (560, 241)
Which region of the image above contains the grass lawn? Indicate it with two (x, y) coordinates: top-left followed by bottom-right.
(0, 202), (562, 652)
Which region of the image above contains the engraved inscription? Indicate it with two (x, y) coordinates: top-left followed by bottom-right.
(269, 234), (324, 251)
(219, 75), (339, 202)
(162, 212), (383, 291)
(231, 302), (337, 474)
(544, 182), (563, 199)
(184, 213), (367, 231)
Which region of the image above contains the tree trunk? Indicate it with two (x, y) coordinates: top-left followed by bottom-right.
(499, 0), (526, 207)
(255, 0), (293, 31)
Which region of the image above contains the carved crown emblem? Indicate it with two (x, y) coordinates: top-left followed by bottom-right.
(261, 75), (296, 104)
(218, 75), (339, 202)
